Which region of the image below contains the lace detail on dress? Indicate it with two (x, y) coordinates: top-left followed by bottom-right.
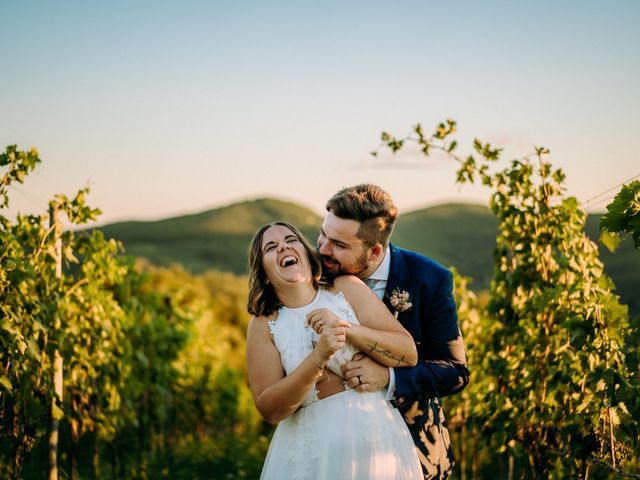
(333, 290), (359, 323)
(362, 394), (388, 451)
(267, 319), (277, 335)
(282, 406), (322, 480)
(269, 289), (361, 407)
(321, 291), (360, 378)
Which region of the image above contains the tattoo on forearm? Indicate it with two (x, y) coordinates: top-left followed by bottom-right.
(366, 342), (410, 366)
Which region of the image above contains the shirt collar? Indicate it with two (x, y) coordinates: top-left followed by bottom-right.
(366, 247), (391, 282)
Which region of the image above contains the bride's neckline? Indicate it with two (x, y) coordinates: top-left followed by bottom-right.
(280, 289), (321, 312)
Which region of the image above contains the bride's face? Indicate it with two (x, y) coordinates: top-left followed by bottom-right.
(261, 225), (312, 288)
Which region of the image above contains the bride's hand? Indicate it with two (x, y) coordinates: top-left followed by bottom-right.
(307, 308), (349, 333)
(307, 309), (350, 362)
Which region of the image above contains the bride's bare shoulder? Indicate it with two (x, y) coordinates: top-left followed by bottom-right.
(330, 275), (366, 293)
(247, 311), (279, 336)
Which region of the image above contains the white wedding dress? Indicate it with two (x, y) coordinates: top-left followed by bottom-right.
(260, 289), (422, 480)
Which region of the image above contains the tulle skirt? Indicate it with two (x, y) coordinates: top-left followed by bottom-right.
(260, 389), (422, 480)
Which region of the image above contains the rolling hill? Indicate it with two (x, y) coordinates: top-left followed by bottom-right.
(97, 198), (640, 316)
(97, 198), (322, 274)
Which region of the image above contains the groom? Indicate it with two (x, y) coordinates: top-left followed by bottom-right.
(318, 184), (469, 480)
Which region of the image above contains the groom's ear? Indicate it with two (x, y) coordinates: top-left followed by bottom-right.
(368, 243), (384, 262)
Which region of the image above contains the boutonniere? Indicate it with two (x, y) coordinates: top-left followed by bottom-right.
(389, 288), (412, 318)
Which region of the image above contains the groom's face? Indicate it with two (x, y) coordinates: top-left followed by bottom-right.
(318, 211), (374, 279)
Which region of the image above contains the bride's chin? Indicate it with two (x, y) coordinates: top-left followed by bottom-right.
(293, 276), (315, 288)
(279, 274), (307, 285)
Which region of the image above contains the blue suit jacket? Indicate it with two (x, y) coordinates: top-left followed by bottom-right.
(384, 244), (469, 479)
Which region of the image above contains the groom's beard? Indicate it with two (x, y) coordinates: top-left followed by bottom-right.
(321, 253), (369, 278)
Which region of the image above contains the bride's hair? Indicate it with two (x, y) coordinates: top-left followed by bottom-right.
(247, 221), (323, 316)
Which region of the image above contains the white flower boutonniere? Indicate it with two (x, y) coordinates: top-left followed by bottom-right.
(389, 288), (412, 318)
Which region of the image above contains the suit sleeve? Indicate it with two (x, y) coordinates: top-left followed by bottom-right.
(393, 270), (469, 405)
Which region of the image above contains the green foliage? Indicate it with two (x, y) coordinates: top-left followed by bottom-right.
(600, 180), (640, 251)
(447, 270), (504, 478)
(380, 124), (640, 478)
(0, 145), (40, 209)
(1, 145), (143, 478)
(1, 146), (268, 479)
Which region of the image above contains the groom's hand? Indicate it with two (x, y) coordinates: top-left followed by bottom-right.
(341, 353), (389, 393)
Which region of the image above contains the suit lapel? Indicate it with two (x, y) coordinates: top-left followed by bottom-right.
(384, 244), (409, 311)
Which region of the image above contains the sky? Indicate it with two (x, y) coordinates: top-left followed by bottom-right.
(2, 1), (639, 225)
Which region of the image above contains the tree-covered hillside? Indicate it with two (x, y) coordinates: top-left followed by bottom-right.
(98, 199), (640, 316)
(97, 198), (321, 274)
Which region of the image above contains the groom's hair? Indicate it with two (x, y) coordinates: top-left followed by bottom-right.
(326, 184), (398, 248)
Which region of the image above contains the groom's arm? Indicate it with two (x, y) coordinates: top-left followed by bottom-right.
(393, 269), (469, 406)
(341, 267), (469, 399)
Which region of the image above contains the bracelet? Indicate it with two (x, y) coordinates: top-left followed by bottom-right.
(310, 352), (326, 375)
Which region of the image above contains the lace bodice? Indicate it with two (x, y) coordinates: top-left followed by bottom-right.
(268, 289), (360, 406)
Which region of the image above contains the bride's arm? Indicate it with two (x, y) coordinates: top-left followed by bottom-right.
(333, 275), (417, 367)
(246, 314), (347, 423)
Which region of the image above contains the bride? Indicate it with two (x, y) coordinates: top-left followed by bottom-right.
(246, 221), (422, 480)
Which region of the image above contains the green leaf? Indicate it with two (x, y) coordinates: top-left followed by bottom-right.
(609, 407), (620, 426)
(52, 402), (65, 421)
(26, 337), (41, 359)
(600, 180), (640, 250)
(0, 375), (12, 392)
(600, 230), (621, 253)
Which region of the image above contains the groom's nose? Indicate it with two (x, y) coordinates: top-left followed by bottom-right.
(318, 238), (330, 256)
